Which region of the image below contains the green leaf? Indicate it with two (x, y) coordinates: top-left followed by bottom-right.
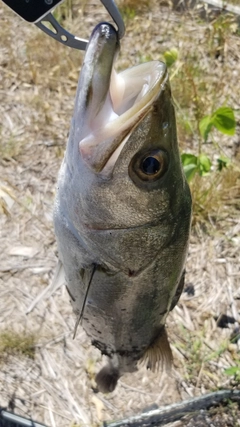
(198, 154), (212, 175)
(217, 156), (230, 171)
(163, 48), (178, 68)
(224, 366), (240, 376)
(183, 164), (199, 182)
(212, 106), (236, 136)
(181, 154), (198, 181)
(181, 153), (198, 166)
(139, 54), (153, 63)
(199, 115), (213, 142)
(181, 153), (212, 181)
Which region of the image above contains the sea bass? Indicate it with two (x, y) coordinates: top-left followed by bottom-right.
(54, 22), (192, 393)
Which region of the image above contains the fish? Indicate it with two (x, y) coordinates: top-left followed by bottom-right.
(53, 22), (192, 393)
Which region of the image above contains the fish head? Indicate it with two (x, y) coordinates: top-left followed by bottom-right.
(63, 22), (191, 233)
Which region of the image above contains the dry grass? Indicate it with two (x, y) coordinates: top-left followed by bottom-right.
(0, 1), (239, 426)
(190, 166), (240, 227)
(119, 0), (154, 19)
(0, 330), (36, 360)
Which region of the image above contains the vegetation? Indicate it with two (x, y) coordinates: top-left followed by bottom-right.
(119, 0), (153, 20)
(160, 13), (240, 229)
(0, 1), (239, 425)
(225, 364), (240, 384)
(0, 330), (36, 360)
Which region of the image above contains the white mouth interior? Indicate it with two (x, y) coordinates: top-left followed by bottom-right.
(79, 61), (167, 173)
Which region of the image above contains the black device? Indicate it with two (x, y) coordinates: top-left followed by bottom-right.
(2, 0), (64, 23)
(1, 0), (124, 52)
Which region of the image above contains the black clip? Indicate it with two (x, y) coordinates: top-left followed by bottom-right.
(36, 0), (125, 50)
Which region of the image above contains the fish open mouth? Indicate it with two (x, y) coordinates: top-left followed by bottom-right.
(78, 23), (168, 175)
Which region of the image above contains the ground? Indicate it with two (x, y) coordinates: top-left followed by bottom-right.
(0, 1), (239, 426)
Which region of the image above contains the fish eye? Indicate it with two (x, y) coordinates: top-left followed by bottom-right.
(129, 149), (168, 185)
(141, 156), (161, 175)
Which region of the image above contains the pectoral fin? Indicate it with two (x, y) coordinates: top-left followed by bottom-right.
(140, 271), (185, 373)
(140, 326), (173, 373)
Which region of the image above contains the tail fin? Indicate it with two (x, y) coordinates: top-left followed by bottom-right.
(140, 326), (173, 373)
(95, 364), (119, 393)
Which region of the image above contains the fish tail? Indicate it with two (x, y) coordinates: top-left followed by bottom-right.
(140, 326), (173, 373)
(95, 362), (120, 393)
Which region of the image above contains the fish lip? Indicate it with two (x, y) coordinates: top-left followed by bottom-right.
(77, 22), (119, 139)
(78, 23), (168, 175)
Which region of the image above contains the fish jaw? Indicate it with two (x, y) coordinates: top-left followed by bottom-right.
(69, 22), (168, 175)
(76, 23), (119, 143)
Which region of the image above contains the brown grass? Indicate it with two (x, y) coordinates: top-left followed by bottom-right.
(0, 330), (36, 360)
(0, 1), (239, 426)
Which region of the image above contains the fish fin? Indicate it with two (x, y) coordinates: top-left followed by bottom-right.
(95, 364), (119, 393)
(170, 269), (185, 311)
(140, 327), (173, 373)
(26, 260), (65, 314)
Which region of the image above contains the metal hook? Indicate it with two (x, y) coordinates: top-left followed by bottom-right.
(100, 0), (125, 39)
(35, 0), (125, 50)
